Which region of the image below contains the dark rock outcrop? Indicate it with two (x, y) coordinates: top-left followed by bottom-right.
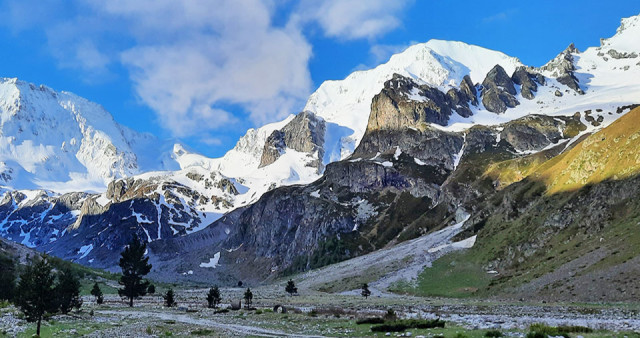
(481, 65), (519, 114)
(367, 74), (477, 131)
(511, 66), (545, 100)
(259, 111), (326, 171)
(447, 75), (478, 117)
(539, 43), (585, 95)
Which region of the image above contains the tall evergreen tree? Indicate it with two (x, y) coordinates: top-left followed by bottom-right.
(207, 286), (222, 308)
(285, 279), (298, 296)
(163, 288), (176, 307)
(0, 254), (16, 302)
(243, 288), (253, 309)
(147, 284), (156, 294)
(361, 283), (371, 299)
(91, 283), (104, 304)
(15, 256), (57, 336)
(118, 235), (152, 307)
(55, 266), (82, 314)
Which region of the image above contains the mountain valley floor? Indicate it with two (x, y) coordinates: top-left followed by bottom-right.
(2, 284), (639, 337)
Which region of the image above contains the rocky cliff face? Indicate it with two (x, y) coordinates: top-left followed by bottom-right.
(538, 44), (585, 95)
(259, 111), (326, 171)
(136, 73), (601, 284)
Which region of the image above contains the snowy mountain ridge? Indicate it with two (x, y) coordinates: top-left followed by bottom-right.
(0, 77), (180, 192)
(0, 13), (639, 254)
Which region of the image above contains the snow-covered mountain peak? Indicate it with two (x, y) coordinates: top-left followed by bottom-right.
(303, 39), (522, 159)
(600, 13), (640, 52)
(0, 78), (175, 192)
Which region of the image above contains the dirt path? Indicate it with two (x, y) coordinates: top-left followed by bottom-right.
(97, 309), (325, 337)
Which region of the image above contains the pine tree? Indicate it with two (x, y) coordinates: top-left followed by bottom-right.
(285, 279), (298, 296)
(361, 283), (371, 299)
(91, 283), (104, 304)
(0, 254), (16, 302)
(164, 288), (176, 307)
(15, 256), (57, 336)
(118, 235), (152, 307)
(207, 286), (222, 308)
(243, 288), (253, 309)
(55, 266), (82, 314)
(147, 284), (156, 294)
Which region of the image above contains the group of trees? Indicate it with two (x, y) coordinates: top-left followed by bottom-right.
(2, 256), (83, 336)
(0, 235), (152, 336)
(2, 235), (377, 336)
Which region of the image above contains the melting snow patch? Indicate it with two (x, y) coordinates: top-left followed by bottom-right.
(95, 195), (110, 207)
(407, 87), (430, 102)
(394, 146), (402, 160)
(452, 235), (477, 249)
(199, 252), (221, 268)
(380, 161), (393, 167)
(78, 244), (93, 259)
(310, 189), (321, 198)
(414, 158), (427, 165)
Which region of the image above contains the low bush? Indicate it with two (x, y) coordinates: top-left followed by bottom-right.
(557, 325), (593, 333)
(356, 317), (385, 325)
(213, 309), (229, 314)
(370, 319), (445, 332)
(370, 322), (408, 332)
(527, 323), (570, 338)
(190, 328), (215, 336)
(485, 330), (503, 337)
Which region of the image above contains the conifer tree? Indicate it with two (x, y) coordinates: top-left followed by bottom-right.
(15, 256), (57, 336)
(207, 286), (222, 308)
(285, 279), (298, 296)
(164, 288), (176, 307)
(55, 266), (82, 314)
(361, 283), (371, 299)
(147, 284), (156, 294)
(118, 235), (152, 307)
(0, 254), (16, 302)
(91, 283), (104, 304)
(243, 288), (253, 309)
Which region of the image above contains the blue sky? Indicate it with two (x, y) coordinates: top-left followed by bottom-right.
(0, 0), (638, 157)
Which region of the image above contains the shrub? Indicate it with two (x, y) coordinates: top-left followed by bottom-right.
(527, 323), (570, 338)
(370, 319), (445, 332)
(356, 317), (385, 325)
(370, 322), (408, 332)
(384, 309), (397, 321)
(557, 325), (593, 333)
(485, 330), (503, 337)
(190, 328), (215, 336)
(214, 309), (229, 314)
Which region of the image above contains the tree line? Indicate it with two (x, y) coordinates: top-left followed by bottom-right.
(0, 235), (376, 336)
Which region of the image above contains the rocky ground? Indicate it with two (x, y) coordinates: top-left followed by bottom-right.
(2, 287), (640, 337)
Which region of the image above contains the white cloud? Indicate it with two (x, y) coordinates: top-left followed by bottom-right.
(295, 0), (412, 40)
(98, 0), (313, 137)
(0, 0), (411, 139)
